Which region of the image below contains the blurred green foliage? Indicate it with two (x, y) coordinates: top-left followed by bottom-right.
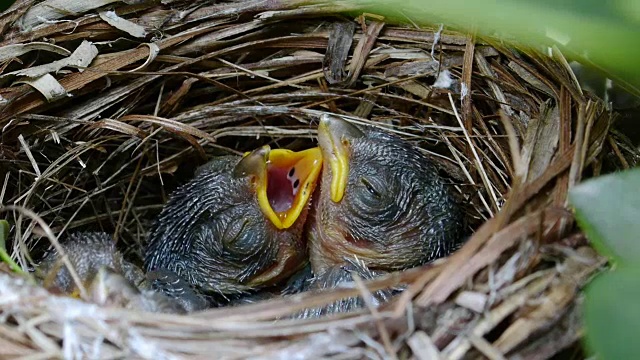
(570, 169), (640, 263)
(584, 266), (640, 359)
(350, 0), (640, 95)
(570, 169), (640, 359)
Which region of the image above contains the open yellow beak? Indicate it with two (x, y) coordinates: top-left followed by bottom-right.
(317, 114), (364, 203)
(234, 145), (323, 229)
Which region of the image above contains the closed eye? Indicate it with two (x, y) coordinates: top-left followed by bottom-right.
(360, 177), (381, 198)
(222, 219), (249, 251)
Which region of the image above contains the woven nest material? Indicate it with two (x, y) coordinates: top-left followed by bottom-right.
(0, 0), (638, 359)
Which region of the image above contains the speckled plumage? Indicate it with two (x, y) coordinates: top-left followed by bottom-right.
(296, 258), (393, 318)
(144, 155), (308, 301)
(309, 119), (464, 274)
(144, 269), (209, 312)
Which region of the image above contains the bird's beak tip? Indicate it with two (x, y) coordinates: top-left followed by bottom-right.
(234, 145), (271, 179)
(317, 115), (363, 203)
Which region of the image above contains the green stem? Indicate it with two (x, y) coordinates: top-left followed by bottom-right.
(0, 247), (25, 275)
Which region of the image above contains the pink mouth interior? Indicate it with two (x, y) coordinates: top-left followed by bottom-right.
(267, 165), (296, 213)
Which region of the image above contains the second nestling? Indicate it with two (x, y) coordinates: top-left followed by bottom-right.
(296, 115), (465, 315)
(309, 115), (465, 274)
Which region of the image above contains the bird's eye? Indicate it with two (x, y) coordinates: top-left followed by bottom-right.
(221, 219), (255, 257)
(360, 177), (381, 198)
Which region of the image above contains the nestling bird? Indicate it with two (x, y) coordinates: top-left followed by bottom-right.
(37, 232), (145, 295)
(37, 232), (205, 313)
(308, 114), (464, 277)
(144, 145), (323, 304)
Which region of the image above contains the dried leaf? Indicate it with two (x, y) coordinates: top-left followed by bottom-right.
(160, 77), (198, 116)
(0, 0), (34, 36)
(4, 40), (98, 78)
(89, 118), (148, 138)
(0, 335), (32, 357)
(16, 73), (67, 102)
(584, 99), (612, 165)
(19, 0), (123, 30)
(346, 20), (384, 87)
(0, 42), (71, 63)
(170, 19), (264, 56)
(119, 114), (217, 144)
(323, 21), (355, 84)
(128, 43), (159, 72)
(397, 80), (431, 98)
(521, 102), (560, 182)
(385, 60), (440, 77)
(98, 10), (147, 38)
(508, 61), (554, 96)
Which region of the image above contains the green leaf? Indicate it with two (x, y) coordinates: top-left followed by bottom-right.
(585, 266), (640, 359)
(0, 220), (24, 274)
(569, 168), (640, 263)
(0, 219), (8, 249)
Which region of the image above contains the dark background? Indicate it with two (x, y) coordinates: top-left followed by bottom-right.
(0, 0), (12, 12)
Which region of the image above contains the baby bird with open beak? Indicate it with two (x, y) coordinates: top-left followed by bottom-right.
(309, 115), (464, 277)
(144, 145), (323, 305)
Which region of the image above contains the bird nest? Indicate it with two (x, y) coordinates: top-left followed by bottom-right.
(0, 0), (637, 359)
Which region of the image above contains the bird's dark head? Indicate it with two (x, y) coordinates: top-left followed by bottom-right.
(310, 115), (464, 273)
